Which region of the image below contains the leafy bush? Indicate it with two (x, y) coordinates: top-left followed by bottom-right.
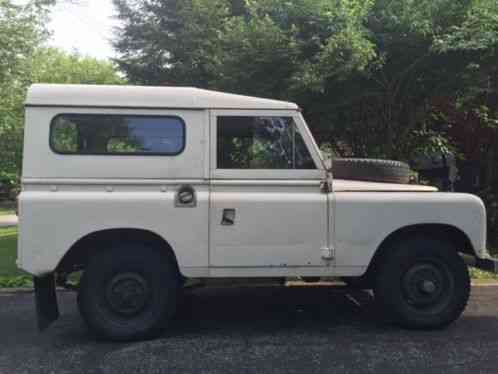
(478, 186), (498, 252)
(0, 275), (33, 288)
(0, 172), (19, 200)
(469, 268), (498, 280)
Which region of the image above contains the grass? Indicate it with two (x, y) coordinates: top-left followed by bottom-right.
(0, 227), (31, 287)
(0, 207), (14, 216)
(0, 201), (15, 216)
(0, 226), (497, 288)
(0, 227), (20, 277)
(469, 267), (498, 281)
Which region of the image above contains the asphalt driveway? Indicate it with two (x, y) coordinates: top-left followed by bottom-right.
(1, 285), (498, 374)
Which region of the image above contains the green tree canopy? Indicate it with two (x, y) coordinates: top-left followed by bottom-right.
(0, 0), (52, 185)
(32, 48), (125, 85)
(113, 0), (376, 97)
(0, 43), (124, 188)
(113, 0), (498, 161)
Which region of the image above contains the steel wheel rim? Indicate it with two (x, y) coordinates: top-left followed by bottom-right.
(401, 259), (454, 313)
(105, 272), (150, 316)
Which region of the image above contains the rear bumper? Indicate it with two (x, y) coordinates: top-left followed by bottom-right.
(34, 273), (59, 330)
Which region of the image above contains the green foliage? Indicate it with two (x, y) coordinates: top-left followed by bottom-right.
(434, 0), (498, 53)
(0, 227), (22, 279)
(113, 0), (498, 243)
(32, 48), (125, 85)
(0, 30), (124, 194)
(113, 0), (497, 160)
(470, 268), (498, 280)
(0, 276), (33, 288)
(0, 0), (50, 196)
(0, 200), (15, 216)
(113, 0), (376, 97)
(478, 185), (498, 249)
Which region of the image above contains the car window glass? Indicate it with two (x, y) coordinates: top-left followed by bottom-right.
(50, 114), (185, 155)
(217, 116), (316, 169)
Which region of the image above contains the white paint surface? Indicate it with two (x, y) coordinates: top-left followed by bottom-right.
(18, 85), (489, 278)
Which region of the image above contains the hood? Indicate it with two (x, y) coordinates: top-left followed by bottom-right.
(333, 179), (438, 192)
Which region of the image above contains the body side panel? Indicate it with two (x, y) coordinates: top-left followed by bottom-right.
(334, 191), (487, 275)
(18, 181), (209, 276)
(209, 181), (330, 269)
(19, 105), (210, 276)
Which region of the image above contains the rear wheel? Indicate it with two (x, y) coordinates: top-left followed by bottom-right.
(78, 244), (179, 341)
(374, 236), (470, 329)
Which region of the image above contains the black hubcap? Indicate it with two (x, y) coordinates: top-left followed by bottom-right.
(105, 273), (149, 316)
(402, 261), (453, 311)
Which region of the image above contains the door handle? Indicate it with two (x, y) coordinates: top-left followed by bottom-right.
(221, 209), (236, 226)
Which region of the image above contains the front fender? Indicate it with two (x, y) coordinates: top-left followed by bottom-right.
(334, 192), (487, 270)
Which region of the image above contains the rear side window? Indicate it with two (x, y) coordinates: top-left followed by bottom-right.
(50, 114), (185, 155)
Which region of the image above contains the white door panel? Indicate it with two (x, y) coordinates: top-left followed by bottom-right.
(210, 183), (328, 267)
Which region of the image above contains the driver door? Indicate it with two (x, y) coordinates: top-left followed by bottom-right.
(209, 110), (331, 273)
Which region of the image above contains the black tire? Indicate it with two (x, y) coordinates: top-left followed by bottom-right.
(332, 158), (411, 184)
(374, 236), (470, 329)
(78, 244), (179, 341)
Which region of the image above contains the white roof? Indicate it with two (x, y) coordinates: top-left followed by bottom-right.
(26, 84), (298, 110)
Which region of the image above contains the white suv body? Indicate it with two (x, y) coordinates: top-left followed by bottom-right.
(18, 84), (497, 341)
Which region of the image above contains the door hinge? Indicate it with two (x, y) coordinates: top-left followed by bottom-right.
(320, 180), (332, 193)
(321, 247), (335, 260)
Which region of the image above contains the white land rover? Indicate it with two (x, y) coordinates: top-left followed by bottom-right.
(18, 84), (498, 341)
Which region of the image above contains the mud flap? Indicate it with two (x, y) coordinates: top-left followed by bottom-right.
(34, 273), (60, 330)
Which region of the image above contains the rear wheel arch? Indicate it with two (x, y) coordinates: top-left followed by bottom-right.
(56, 228), (181, 277)
(362, 224), (475, 281)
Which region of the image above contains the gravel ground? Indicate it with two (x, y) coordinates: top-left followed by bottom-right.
(1, 285), (498, 374)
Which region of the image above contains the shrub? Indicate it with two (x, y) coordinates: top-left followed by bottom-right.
(0, 276), (33, 288)
(478, 186), (498, 253)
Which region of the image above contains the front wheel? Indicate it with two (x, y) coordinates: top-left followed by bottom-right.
(78, 244), (179, 341)
(374, 236), (470, 329)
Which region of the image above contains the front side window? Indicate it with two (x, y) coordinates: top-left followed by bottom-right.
(50, 114), (185, 155)
(217, 116), (316, 169)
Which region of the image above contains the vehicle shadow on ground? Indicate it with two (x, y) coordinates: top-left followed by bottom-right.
(170, 286), (385, 336)
(51, 286), (384, 344)
(55, 285), (498, 344)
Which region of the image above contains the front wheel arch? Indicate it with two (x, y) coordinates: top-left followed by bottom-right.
(361, 224), (475, 284)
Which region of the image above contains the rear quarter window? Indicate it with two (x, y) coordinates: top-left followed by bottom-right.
(50, 114), (186, 155)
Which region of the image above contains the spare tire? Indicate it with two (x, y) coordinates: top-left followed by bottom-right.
(332, 158), (411, 184)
